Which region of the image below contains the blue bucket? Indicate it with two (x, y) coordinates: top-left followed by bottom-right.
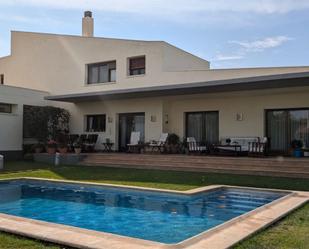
(294, 149), (303, 158)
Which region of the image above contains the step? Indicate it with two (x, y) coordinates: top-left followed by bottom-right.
(81, 158), (309, 173)
(80, 159), (309, 175)
(83, 155), (309, 167)
(84, 154), (309, 162)
(80, 162), (309, 179)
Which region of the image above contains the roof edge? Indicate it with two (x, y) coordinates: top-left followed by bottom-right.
(11, 30), (165, 43)
(45, 71), (309, 102)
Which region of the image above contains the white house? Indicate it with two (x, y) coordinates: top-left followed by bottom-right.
(0, 11), (309, 157)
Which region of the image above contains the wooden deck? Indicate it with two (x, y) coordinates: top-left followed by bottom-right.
(80, 153), (309, 179)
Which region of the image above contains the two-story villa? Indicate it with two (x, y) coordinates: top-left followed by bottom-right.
(1, 11), (309, 157)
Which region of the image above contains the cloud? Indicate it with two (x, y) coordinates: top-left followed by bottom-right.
(1, 0), (309, 15)
(213, 53), (244, 61)
(213, 35), (293, 62)
(230, 36), (293, 52)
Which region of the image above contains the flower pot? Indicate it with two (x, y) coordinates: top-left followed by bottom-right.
(74, 148), (82, 154)
(58, 147), (68, 154)
(293, 149), (303, 158)
(47, 147), (56, 154)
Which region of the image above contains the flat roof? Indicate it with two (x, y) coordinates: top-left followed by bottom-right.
(45, 71), (309, 102)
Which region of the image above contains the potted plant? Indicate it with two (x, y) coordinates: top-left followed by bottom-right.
(46, 140), (57, 154)
(58, 143), (68, 154)
(167, 133), (180, 154)
(73, 142), (82, 154)
(290, 139), (303, 158)
(56, 133), (68, 154)
(32, 143), (44, 153)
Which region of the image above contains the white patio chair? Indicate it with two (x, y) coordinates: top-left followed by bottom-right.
(127, 132), (141, 153)
(248, 137), (268, 157)
(149, 133), (169, 153)
(186, 137), (207, 154)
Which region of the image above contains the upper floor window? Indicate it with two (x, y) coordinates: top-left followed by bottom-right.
(0, 74), (4, 85)
(86, 114), (106, 132)
(128, 56), (145, 76)
(0, 103), (12, 113)
(87, 61), (116, 84)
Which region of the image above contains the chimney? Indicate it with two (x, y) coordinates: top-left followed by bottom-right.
(82, 11), (94, 37)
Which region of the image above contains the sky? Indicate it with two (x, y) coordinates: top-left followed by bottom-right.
(0, 0), (309, 68)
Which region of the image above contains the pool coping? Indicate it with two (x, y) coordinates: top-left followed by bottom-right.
(0, 177), (308, 249)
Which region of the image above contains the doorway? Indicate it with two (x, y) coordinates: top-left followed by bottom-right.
(118, 113), (145, 151)
(185, 111), (219, 145)
(266, 108), (309, 153)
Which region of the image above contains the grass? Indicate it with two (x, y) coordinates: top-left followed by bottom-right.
(1, 161), (309, 191)
(234, 203), (309, 249)
(0, 160), (308, 249)
(0, 232), (62, 249)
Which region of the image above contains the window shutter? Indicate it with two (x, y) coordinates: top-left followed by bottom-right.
(130, 57), (145, 70)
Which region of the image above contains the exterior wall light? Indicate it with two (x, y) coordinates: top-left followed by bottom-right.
(151, 115), (157, 122)
(236, 113), (244, 121)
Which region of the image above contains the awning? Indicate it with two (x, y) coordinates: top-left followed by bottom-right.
(45, 71), (309, 103)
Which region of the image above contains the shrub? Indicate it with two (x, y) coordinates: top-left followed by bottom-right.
(167, 133), (180, 145)
(23, 105), (70, 143)
(290, 140), (303, 149)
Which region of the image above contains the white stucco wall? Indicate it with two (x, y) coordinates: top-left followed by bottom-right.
(1, 31), (309, 96)
(167, 86), (309, 139)
(67, 86), (309, 150)
(0, 85), (50, 152)
(69, 98), (164, 150)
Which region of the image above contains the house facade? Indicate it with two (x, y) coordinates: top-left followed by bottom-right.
(0, 12), (309, 154)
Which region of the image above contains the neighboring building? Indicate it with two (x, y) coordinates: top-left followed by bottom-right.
(0, 85), (50, 159)
(0, 11), (309, 154)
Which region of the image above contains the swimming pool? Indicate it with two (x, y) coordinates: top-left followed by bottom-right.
(0, 179), (287, 244)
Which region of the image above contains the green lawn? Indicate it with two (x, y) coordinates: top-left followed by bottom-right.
(0, 161), (308, 249)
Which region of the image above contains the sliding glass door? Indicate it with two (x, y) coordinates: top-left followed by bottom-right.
(186, 111), (219, 145)
(266, 109), (309, 153)
(118, 113), (145, 152)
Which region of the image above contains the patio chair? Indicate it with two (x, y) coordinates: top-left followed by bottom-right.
(248, 137), (268, 157)
(79, 134), (88, 143)
(186, 137), (207, 154)
(68, 134), (79, 152)
(148, 133), (168, 153)
(79, 134), (88, 152)
(127, 132), (142, 153)
(84, 134), (99, 152)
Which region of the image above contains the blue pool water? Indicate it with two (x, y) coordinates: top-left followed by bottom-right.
(0, 180), (286, 244)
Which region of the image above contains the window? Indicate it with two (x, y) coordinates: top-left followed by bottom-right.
(0, 103), (12, 113)
(87, 61), (116, 84)
(0, 74), (4, 85)
(86, 115), (106, 132)
(186, 111), (219, 144)
(266, 108), (309, 153)
(128, 56), (145, 76)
